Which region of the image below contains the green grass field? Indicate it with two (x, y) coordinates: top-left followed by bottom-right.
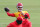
(0, 0), (40, 27)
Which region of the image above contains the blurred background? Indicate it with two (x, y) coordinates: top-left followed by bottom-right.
(0, 0), (40, 27)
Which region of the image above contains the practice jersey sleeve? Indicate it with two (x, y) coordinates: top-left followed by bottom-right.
(7, 12), (15, 17)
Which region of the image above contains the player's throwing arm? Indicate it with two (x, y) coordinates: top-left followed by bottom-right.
(4, 8), (15, 17)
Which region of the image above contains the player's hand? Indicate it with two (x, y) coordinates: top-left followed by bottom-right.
(4, 8), (10, 12)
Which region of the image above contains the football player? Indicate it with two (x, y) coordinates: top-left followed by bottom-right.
(4, 3), (30, 19)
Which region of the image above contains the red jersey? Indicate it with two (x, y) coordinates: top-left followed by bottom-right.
(7, 21), (22, 27)
(22, 19), (32, 27)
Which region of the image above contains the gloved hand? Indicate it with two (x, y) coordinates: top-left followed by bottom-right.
(4, 8), (10, 12)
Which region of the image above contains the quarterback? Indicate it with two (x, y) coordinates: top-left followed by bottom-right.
(4, 3), (30, 19)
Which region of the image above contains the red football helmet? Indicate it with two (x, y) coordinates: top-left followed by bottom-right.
(17, 16), (22, 21)
(24, 13), (29, 18)
(17, 3), (23, 7)
(17, 3), (23, 12)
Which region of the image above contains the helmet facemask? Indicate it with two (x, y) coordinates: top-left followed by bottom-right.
(24, 14), (28, 19)
(17, 6), (23, 12)
(16, 20), (22, 24)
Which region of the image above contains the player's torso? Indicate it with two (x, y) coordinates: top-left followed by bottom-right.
(14, 11), (28, 18)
